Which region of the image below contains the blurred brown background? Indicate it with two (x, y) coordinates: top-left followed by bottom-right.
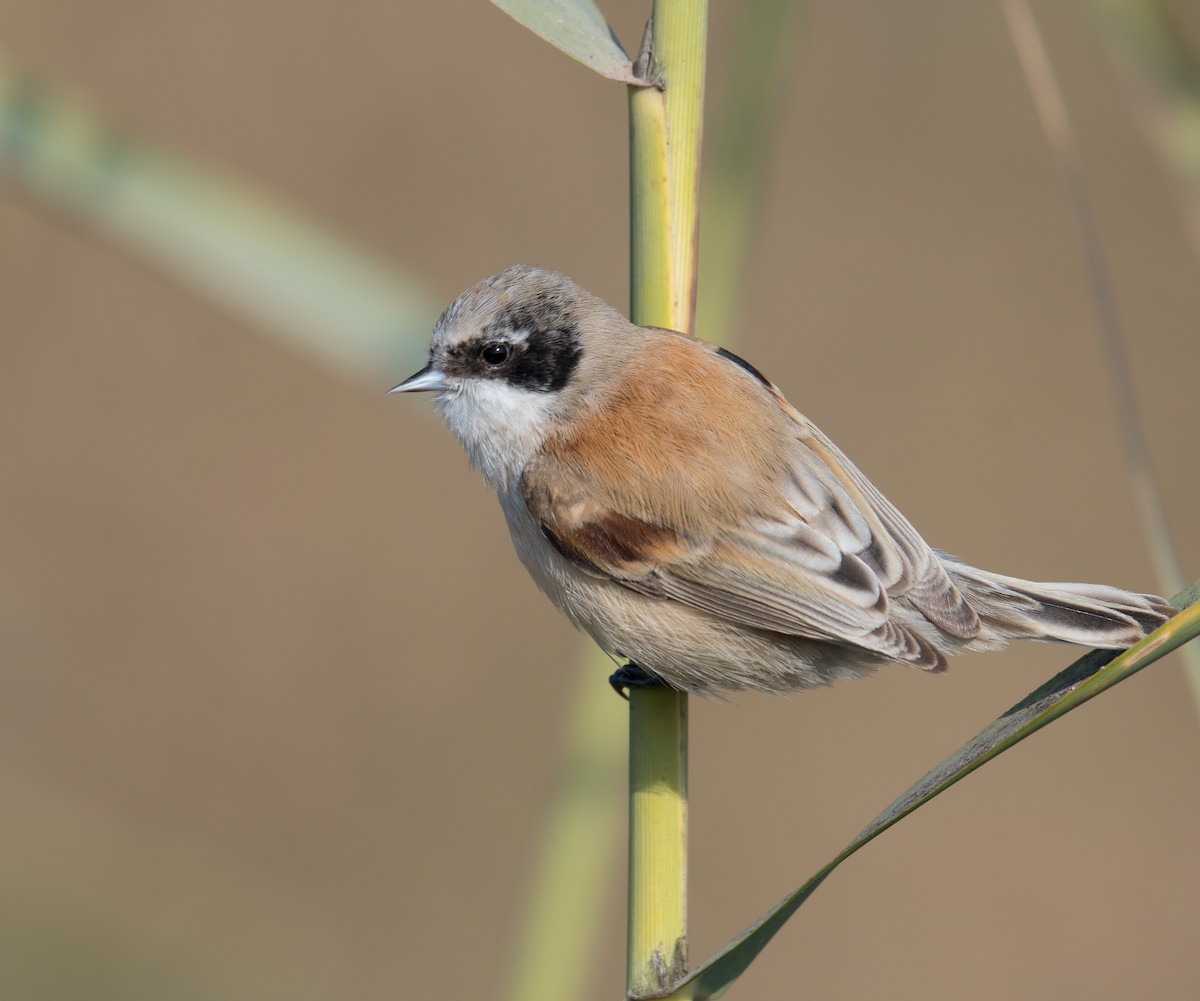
(2, 2), (1199, 999)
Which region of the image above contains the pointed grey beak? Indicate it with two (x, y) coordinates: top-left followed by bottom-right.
(387, 364), (448, 394)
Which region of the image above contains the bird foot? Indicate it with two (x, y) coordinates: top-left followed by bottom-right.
(609, 662), (670, 699)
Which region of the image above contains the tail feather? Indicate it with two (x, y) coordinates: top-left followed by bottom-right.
(945, 562), (1174, 648)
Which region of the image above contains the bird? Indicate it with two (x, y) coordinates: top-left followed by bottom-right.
(389, 265), (1175, 696)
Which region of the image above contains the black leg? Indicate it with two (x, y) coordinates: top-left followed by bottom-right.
(609, 661), (671, 699)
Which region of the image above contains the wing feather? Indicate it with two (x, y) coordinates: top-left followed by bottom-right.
(520, 336), (978, 668)
(795, 421), (981, 639)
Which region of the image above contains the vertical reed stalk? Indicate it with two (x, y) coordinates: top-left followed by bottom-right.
(625, 3), (707, 996)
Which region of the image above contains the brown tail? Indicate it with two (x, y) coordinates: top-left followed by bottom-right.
(946, 561), (1174, 648)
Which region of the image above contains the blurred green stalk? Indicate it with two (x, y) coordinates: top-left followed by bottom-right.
(0, 53), (438, 380)
(695, 0), (806, 347)
(1092, 0), (1200, 254)
(503, 652), (627, 1001)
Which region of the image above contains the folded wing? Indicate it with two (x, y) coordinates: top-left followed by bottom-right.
(522, 382), (979, 672)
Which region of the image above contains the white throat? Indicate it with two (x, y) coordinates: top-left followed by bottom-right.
(435, 379), (555, 493)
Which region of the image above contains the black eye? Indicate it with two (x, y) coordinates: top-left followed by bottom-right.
(480, 342), (509, 366)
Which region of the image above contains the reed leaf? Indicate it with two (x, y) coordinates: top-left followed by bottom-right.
(490, 0), (641, 84)
(666, 583), (1200, 1000)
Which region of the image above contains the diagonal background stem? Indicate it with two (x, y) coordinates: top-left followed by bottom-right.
(1000, 0), (1200, 711)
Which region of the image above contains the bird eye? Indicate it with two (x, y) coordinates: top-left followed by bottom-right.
(480, 342), (509, 365)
